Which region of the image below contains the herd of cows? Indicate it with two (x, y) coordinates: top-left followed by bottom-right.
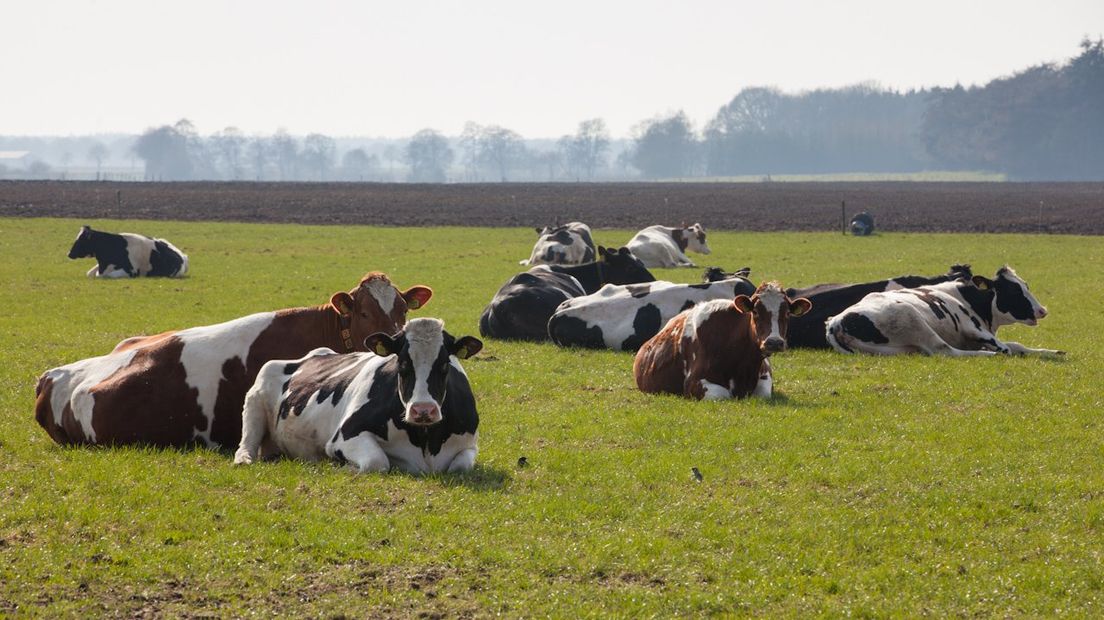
(33, 222), (1062, 475)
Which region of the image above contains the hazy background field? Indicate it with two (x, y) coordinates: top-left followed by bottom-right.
(1, 218), (1100, 616)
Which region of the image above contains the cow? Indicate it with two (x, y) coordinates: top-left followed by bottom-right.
(234, 318), (481, 474)
(479, 246), (655, 341)
(68, 225), (189, 278)
(850, 212), (875, 236)
(626, 223), (711, 268)
(825, 266), (1062, 357)
(548, 276), (757, 352)
(703, 266), (751, 282)
(634, 281), (812, 400)
(34, 273), (433, 448)
(520, 221), (596, 266)
(786, 264), (974, 349)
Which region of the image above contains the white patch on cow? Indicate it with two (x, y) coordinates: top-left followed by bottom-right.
(178, 312), (277, 444)
(700, 380), (731, 400)
(755, 284), (787, 342)
(401, 318), (446, 416)
(685, 223), (711, 255)
(363, 278), (398, 317)
(45, 348), (141, 442)
(687, 299), (732, 341)
(751, 361), (773, 399)
(120, 233), (156, 276)
(381, 421), (478, 474)
(626, 225), (707, 268)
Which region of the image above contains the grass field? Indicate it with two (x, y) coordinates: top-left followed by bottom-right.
(1, 218), (1101, 617)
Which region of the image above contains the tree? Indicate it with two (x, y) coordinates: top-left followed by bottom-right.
(301, 133), (337, 181)
(459, 123), (526, 181)
(87, 142), (108, 180)
(630, 111), (699, 178)
(405, 129), (453, 182)
(212, 126), (246, 180)
(341, 148), (377, 181)
(133, 121), (193, 180)
(247, 137), (268, 181)
(271, 129), (299, 180)
(559, 118), (610, 180)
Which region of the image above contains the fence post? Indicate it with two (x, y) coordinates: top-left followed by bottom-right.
(841, 201), (846, 235)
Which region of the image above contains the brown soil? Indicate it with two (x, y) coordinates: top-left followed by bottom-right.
(2, 180), (1102, 234)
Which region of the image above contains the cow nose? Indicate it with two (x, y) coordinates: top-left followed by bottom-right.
(408, 402), (440, 425)
(763, 337), (786, 353)
(1036, 306), (1048, 319)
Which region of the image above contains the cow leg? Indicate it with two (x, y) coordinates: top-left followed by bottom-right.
(99, 266), (130, 279)
(332, 433), (390, 473)
(86, 265), (99, 278)
(234, 386), (271, 465)
(446, 447), (477, 473)
(699, 380), (733, 400)
(752, 360), (773, 399)
(1001, 341), (1066, 357)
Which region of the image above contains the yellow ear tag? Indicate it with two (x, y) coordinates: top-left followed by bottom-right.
(375, 343), (390, 356)
(408, 299), (421, 310)
(455, 347), (470, 359)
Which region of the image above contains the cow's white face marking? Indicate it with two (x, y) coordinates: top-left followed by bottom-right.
(685, 224), (710, 255)
(364, 278), (399, 317)
(400, 318), (445, 425)
(756, 285), (786, 343)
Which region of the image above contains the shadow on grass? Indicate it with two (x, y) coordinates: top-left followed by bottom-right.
(408, 464), (511, 492)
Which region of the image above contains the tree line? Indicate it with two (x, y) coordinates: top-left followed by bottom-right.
(3, 39), (1100, 182)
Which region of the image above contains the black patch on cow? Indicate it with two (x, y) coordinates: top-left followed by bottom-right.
(69, 228), (135, 276)
(626, 284), (653, 298)
(688, 282), (713, 290)
(148, 239), (186, 277)
(549, 229), (574, 245)
(840, 313), (889, 344)
(620, 304), (662, 351)
(670, 228), (689, 252)
(905, 290), (950, 320)
(479, 269), (582, 341)
(956, 283), (994, 329)
(680, 300), (696, 312)
(339, 357), (478, 457)
(278, 353), (368, 420)
(548, 315), (606, 349)
(994, 273), (1036, 321)
(333, 449), (347, 464)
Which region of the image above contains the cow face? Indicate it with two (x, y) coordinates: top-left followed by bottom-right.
(364, 318), (482, 426)
(68, 226), (94, 259)
(599, 246), (656, 284)
(685, 223), (710, 255)
(975, 266), (1048, 326)
(329, 273), (433, 346)
(733, 282), (812, 355)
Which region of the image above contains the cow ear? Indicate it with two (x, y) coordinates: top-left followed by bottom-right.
(597, 245), (610, 258)
(363, 332), (399, 357)
(733, 295), (754, 313)
(451, 336), (483, 359)
(330, 292), (354, 316)
(972, 275), (993, 290)
(402, 286), (433, 310)
(535, 227), (543, 234)
(617, 246), (631, 256)
(789, 297), (812, 317)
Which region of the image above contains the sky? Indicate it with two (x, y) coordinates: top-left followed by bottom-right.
(3, 0), (1101, 139)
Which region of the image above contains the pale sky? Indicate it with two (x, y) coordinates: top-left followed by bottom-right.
(3, 0), (1101, 138)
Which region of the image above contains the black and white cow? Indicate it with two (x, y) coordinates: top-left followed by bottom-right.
(703, 266), (751, 282)
(850, 212), (875, 236)
(68, 225), (189, 278)
(626, 223), (710, 268)
(787, 264), (974, 349)
(520, 221), (596, 266)
(234, 318), (482, 474)
(548, 276), (757, 352)
(826, 266), (1062, 357)
(480, 246), (656, 341)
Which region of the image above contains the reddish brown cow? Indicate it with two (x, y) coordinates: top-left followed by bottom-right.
(34, 273), (432, 448)
(633, 281), (811, 400)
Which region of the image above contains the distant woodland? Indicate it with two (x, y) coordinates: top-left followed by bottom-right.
(2, 39), (1101, 182)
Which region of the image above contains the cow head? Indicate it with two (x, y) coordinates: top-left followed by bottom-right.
(329, 273), (433, 347)
(948, 264), (973, 280)
(702, 266), (752, 283)
(68, 225), (95, 259)
(733, 281), (812, 355)
(683, 223), (710, 255)
(364, 318), (482, 426)
(972, 266), (1048, 327)
(598, 246), (656, 284)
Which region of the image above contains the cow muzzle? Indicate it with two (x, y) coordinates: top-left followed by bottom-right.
(761, 337), (786, 355)
(405, 402), (441, 426)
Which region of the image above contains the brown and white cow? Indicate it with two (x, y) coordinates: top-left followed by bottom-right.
(633, 281), (811, 400)
(34, 273), (432, 448)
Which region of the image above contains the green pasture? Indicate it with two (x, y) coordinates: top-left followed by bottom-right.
(0, 218), (1101, 617)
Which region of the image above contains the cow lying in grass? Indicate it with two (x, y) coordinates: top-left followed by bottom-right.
(826, 266), (1062, 357)
(235, 318), (482, 474)
(35, 273), (432, 448)
(626, 223), (711, 268)
(634, 281), (811, 400)
(520, 221), (596, 266)
(68, 225), (189, 278)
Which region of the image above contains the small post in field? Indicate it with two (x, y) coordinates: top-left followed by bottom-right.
(841, 201), (846, 235)
(116, 190), (122, 210)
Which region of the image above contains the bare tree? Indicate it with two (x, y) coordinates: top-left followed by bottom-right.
(87, 141), (108, 180)
(247, 137), (268, 181)
(560, 118), (610, 180)
(271, 129), (299, 180)
(301, 133), (337, 181)
(459, 122), (526, 181)
(341, 148), (377, 181)
(213, 126), (246, 180)
(405, 129), (453, 182)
